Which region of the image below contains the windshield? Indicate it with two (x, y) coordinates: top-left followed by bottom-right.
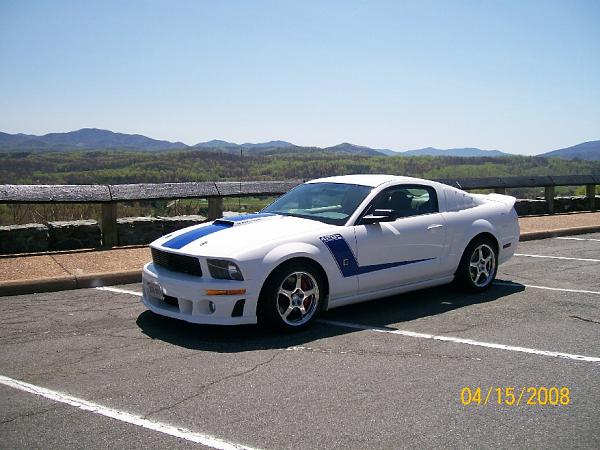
(262, 182), (372, 225)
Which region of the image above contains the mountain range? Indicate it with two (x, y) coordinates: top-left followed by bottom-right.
(0, 128), (598, 160)
(400, 147), (508, 158)
(537, 141), (600, 161)
(0, 128), (186, 151)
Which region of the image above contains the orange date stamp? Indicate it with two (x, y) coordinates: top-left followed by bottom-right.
(460, 386), (571, 406)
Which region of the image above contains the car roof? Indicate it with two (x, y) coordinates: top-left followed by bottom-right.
(307, 174), (432, 188)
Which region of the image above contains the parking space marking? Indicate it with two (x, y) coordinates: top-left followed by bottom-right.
(0, 375), (257, 450)
(514, 253), (600, 262)
(317, 320), (600, 363)
(495, 281), (600, 296)
(555, 237), (600, 242)
(96, 286), (142, 296)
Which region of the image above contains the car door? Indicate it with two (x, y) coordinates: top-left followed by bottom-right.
(354, 184), (448, 293)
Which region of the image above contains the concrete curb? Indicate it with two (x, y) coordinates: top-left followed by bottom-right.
(519, 225), (600, 241)
(0, 276), (77, 296)
(0, 270), (141, 297)
(1, 225), (599, 297)
(74, 269), (142, 289)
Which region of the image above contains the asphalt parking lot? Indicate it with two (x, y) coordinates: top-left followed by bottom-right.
(1, 233), (599, 449)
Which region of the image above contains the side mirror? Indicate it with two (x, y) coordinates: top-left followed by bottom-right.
(361, 209), (396, 225)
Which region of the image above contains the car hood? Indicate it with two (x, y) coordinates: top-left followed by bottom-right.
(151, 213), (336, 258)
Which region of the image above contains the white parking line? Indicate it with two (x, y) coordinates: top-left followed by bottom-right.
(0, 375), (257, 450)
(96, 286), (143, 296)
(495, 281), (600, 295)
(514, 253), (600, 263)
(556, 237), (600, 242)
(317, 320), (600, 363)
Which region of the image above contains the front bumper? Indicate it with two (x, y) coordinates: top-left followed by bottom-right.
(141, 262), (258, 325)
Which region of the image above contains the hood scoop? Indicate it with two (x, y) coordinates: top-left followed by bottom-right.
(213, 212), (277, 227)
(212, 219), (235, 227)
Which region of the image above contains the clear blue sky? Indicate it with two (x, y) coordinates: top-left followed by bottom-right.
(1, 0), (598, 154)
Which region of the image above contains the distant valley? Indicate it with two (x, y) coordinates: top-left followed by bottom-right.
(0, 128), (599, 161)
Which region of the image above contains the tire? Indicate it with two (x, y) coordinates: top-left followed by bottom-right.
(258, 262), (325, 331)
(456, 237), (498, 292)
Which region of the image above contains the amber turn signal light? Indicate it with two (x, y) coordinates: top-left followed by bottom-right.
(205, 289), (246, 296)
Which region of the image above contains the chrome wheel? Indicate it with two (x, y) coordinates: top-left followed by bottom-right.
(468, 244), (496, 288)
(276, 271), (320, 326)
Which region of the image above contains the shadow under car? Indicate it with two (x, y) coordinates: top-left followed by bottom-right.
(136, 280), (525, 352)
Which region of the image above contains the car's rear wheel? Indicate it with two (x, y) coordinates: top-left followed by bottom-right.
(456, 237), (498, 291)
(258, 263), (324, 331)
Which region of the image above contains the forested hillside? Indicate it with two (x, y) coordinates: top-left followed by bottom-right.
(1, 150), (598, 185)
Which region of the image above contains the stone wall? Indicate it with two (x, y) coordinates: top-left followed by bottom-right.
(514, 199), (547, 216)
(0, 224), (49, 254)
(117, 217), (163, 246)
(48, 220), (102, 251)
(515, 195), (599, 216)
(116, 215), (206, 246)
(0, 215), (207, 254)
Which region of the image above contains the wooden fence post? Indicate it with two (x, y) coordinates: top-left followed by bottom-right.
(101, 202), (118, 248)
(587, 184), (596, 212)
(208, 197), (223, 220)
(545, 186), (555, 215)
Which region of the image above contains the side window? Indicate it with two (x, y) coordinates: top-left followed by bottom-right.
(367, 185), (438, 219)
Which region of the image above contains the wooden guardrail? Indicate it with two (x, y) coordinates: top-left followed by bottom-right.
(0, 176), (597, 248)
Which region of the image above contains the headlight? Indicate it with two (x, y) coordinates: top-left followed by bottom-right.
(206, 259), (244, 281)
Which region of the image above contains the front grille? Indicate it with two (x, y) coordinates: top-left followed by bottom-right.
(151, 248), (202, 276)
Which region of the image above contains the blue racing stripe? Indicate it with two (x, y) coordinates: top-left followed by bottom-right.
(162, 213), (275, 249)
(162, 222), (232, 249)
(320, 233), (435, 277)
(359, 258), (435, 274)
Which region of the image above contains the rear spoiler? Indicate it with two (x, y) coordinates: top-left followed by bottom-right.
(473, 193), (516, 212)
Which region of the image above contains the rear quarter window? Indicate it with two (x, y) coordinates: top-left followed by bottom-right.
(444, 188), (478, 212)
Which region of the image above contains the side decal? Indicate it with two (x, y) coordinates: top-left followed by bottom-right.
(320, 234), (434, 277)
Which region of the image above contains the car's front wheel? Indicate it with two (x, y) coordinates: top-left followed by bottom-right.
(456, 237), (498, 291)
(258, 262), (324, 331)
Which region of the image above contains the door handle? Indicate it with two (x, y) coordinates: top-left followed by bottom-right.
(427, 224), (444, 230)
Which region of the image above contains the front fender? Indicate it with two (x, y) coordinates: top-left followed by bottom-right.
(259, 242), (331, 311)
